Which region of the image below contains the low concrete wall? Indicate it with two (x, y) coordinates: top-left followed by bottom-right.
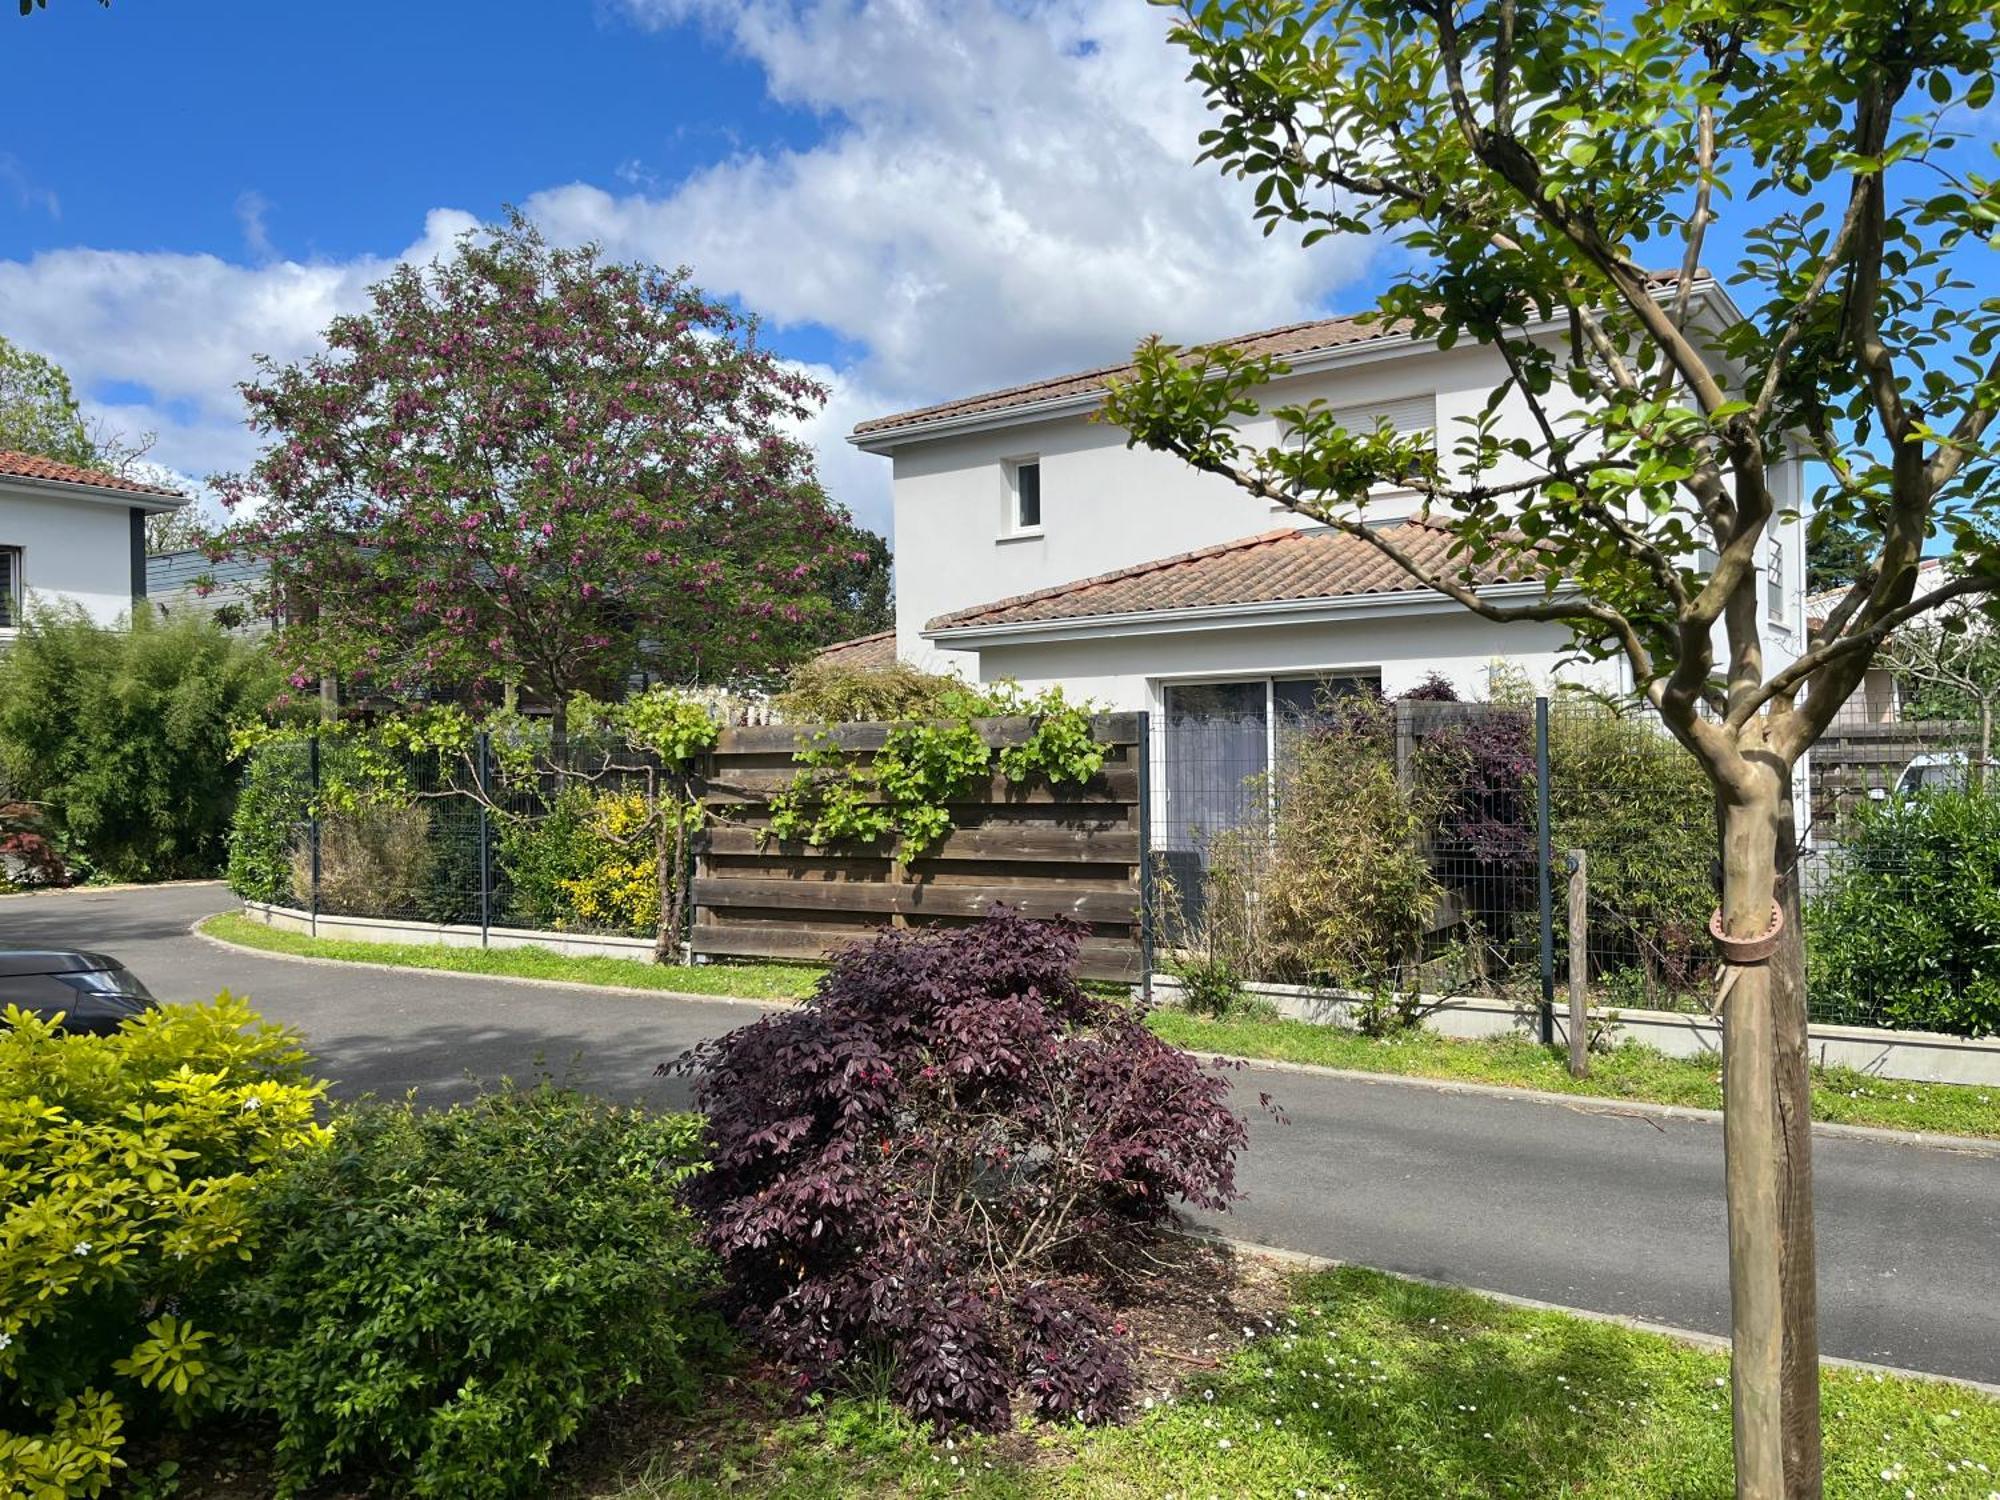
(1155, 977), (2000, 1089)
(240, 901), (660, 962)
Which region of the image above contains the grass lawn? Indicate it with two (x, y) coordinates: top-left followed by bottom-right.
(200, 910), (823, 1002)
(584, 1267), (2000, 1498)
(1149, 1008), (2000, 1140)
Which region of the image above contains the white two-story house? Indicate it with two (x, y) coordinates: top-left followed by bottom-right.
(847, 281), (1808, 858)
(850, 281), (1807, 721)
(0, 449), (189, 636)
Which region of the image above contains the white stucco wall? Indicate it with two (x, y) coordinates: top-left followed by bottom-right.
(865, 324), (1809, 706)
(961, 605), (1620, 712)
(0, 488), (143, 628)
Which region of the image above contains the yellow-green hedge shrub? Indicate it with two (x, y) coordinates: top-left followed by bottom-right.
(0, 996), (327, 1498)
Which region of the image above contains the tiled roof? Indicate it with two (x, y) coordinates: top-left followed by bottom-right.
(852, 272), (1713, 442)
(0, 449), (185, 500)
(926, 519), (1537, 633)
(812, 629), (898, 669)
(852, 311), (1411, 439)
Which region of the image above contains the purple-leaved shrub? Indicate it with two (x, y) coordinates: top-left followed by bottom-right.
(671, 908), (1254, 1429)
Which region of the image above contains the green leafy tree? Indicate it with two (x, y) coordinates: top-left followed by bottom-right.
(1881, 589), (2000, 769)
(214, 214), (878, 725)
(1805, 514), (1873, 593)
(1103, 4), (1999, 1493)
(0, 606), (281, 881)
(816, 527), (894, 643)
(0, 334), (96, 468)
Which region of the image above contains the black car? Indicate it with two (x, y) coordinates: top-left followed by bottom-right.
(0, 948), (159, 1035)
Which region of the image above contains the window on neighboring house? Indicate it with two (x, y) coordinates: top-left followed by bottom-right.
(1327, 393), (1439, 451)
(1011, 460), (1042, 531)
(1767, 537), (1786, 625)
(0, 547), (18, 628)
(1281, 395), (1439, 508)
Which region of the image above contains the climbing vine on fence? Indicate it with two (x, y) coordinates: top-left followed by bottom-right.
(765, 685), (1106, 856)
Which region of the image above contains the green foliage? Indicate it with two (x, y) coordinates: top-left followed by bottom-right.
(1546, 705), (1717, 1004)
(1221, 703), (1440, 988)
(1808, 789), (2000, 1036)
(227, 1086), (723, 1500)
(1167, 951), (1248, 1019)
(0, 997), (327, 1500)
(773, 658), (968, 724)
(0, 606), (281, 883)
(767, 685), (1105, 857)
(608, 685), (722, 766)
(223, 742), (308, 904)
(496, 784), (661, 934)
(0, 334), (97, 469)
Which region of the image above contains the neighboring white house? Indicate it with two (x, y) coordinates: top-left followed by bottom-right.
(0, 449), (188, 634)
(848, 278), (1810, 718)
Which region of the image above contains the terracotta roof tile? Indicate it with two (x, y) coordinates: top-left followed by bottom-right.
(812, 629), (898, 669)
(0, 449), (185, 499)
(927, 519), (1538, 633)
(852, 311), (1411, 439)
(853, 272), (1713, 443)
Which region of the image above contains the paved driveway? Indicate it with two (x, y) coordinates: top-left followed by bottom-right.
(5, 882), (1997, 1385)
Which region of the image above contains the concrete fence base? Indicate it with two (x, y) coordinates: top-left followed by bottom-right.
(1153, 976), (2000, 1090)
(240, 900), (663, 962)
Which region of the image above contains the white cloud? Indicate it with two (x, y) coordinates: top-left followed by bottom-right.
(561, 0), (1375, 401)
(0, 210), (477, 481)
(0, 1), (1375, 539)
(235, 190), (277, 262)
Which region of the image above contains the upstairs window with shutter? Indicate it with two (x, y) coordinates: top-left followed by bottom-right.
(0, 548), (19, 628)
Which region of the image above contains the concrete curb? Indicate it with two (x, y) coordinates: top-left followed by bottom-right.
(1191, 1229), (2000, 1399)
(188, 916), (804, 1015)
(1195, 1051), (2000, 1158)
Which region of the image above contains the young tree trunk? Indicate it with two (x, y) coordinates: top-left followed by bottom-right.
(654, 793), (687, 965)
(1719, 769), (1822, 1500)
(1979, 699), (1992, 792)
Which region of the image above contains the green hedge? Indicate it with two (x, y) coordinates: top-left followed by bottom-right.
(0, 606), (282, 883)
(227, 1087), (721, 1499)
(1808, 789), (2000, 1036)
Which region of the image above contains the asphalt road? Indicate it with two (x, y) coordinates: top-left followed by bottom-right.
(6, 882), (1998, 1385)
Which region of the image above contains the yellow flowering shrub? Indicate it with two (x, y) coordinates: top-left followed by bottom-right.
(0, 996), (327, 1498)
(558, 791), (661, 933)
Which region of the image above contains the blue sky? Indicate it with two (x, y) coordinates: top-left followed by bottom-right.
(5, 2), (1990, 547)
(0, 1), (1382, 534)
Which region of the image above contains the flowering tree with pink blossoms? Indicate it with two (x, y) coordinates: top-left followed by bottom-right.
(215, 214), (881, 721)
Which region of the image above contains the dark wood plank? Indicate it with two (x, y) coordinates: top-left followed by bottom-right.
(691, 921), (1142, 980)
(702, 822), (1138, 862)
(693, 874), (1138, 924)
(704, 766), (1138, 804)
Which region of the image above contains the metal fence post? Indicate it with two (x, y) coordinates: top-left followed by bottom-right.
(307, 731), (322, 939)
(1136, 710), (1155, 1002)
(476, 730), (492, 948)
(1535, 696), (1554, 1045)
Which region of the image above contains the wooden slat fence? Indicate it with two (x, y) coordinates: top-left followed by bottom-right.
(692, 713), (1147, 981)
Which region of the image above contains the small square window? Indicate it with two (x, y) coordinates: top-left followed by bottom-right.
(0, 547), (19, 628)
(1013, 460), (1041, 531)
